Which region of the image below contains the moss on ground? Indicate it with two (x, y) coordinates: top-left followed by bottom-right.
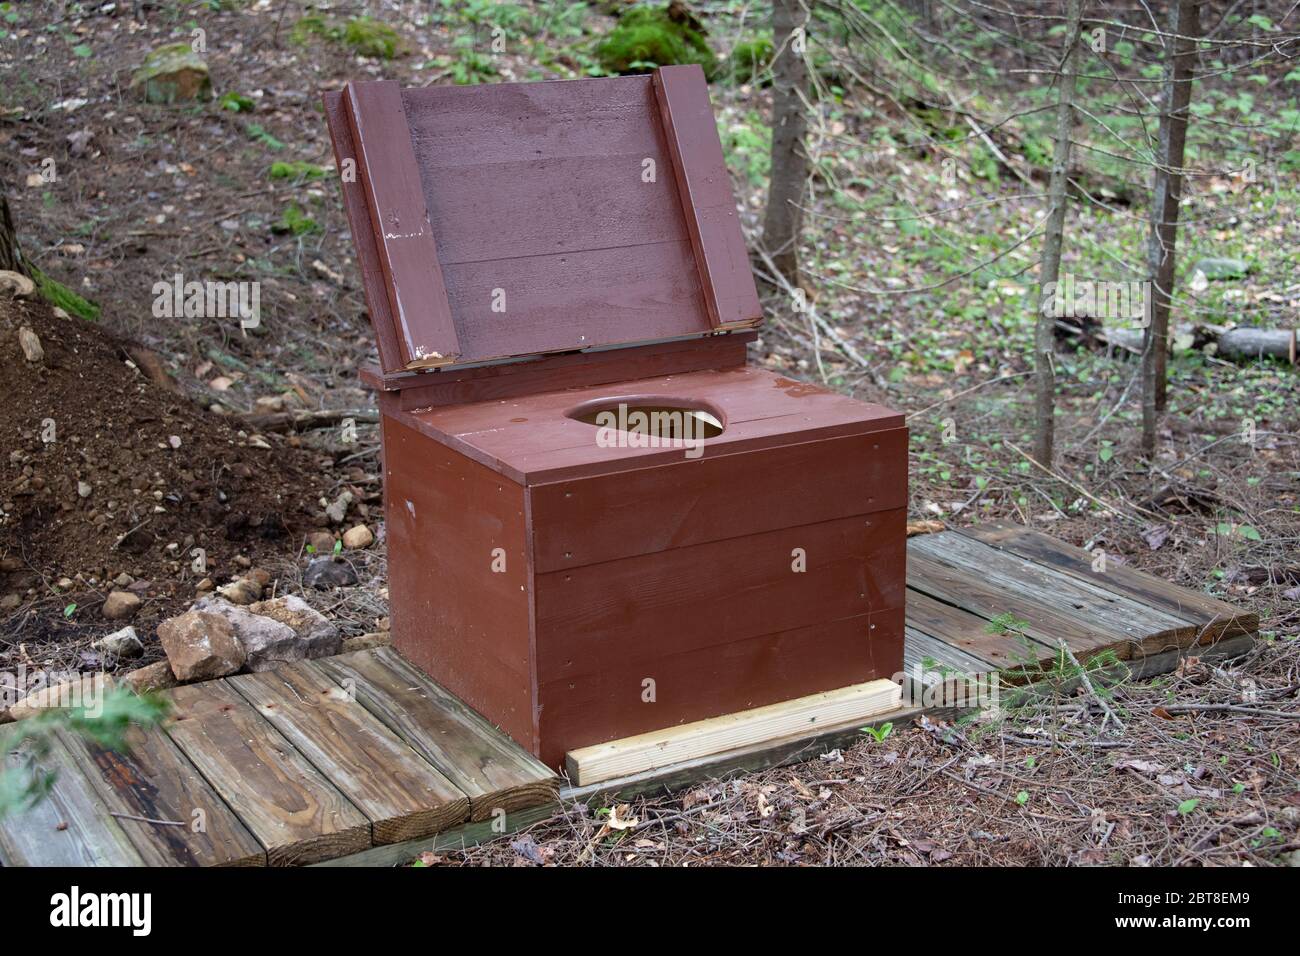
(594, 6), (716, 77)
(32, 267), (100, 321)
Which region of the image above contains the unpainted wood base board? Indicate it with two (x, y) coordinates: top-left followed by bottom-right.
(311, 802), (560, 868)
(566, 679), (902, 787)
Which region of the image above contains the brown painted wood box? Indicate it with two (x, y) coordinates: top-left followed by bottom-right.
(325, 66), (906, 769)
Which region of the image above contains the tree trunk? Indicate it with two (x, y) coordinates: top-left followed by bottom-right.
(0, 178), (26, 276)
(1032, 0), (1085, 467)
(1142, 0), (1201, 459)
(762, 0), (810, 289)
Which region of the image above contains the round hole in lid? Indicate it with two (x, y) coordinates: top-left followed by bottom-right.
(565, 395), (726, 440)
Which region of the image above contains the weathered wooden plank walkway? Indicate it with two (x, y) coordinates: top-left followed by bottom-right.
(902, 523), (1257, 683)
(0, 524), (1257, 867)
(0, 649), (559, 867)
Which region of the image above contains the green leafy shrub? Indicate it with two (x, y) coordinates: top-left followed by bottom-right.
(343, 17), (401, 59)
(594, 6), (716, 77)
(292, 13), (401, 59)
(727, 37), (772, 84)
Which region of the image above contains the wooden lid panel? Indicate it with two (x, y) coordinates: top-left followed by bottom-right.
(325, 69), (761, 377)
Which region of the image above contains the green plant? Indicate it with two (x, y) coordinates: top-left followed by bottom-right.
(449, 35), (498, 85)
(0, 688), (169, 821)
(593, 6), (716, 77)
(985, 612), (1029, 636)
(273, 203), (320, 236)
(269, 160), (327, 182)
(727, 37), (773, 84)
(862, 721), (893, 742)
(292, 13), (401, 59)
(343, 16), (401, 59)
(219, 90), (255, 112)
(246, 123), (284, 151)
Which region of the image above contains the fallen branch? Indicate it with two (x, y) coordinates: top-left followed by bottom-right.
(242, 408), (378, 432)
(1058, 640), (1125, 732)
(1057, 320), (1296, 365)
(1160, 703), (1300, 720)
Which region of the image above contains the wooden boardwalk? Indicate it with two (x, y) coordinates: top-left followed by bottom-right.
(902, 522), (1257, 686)
(0, 524), (1257, 867)
(0, 646), (558, 867)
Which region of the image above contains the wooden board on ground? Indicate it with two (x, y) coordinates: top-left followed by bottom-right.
(0, 744), (144, 867)
(316, 647), (557, 821)
(567, 679), (901, 786)
(227, 662), (471, 844)
(56, 725), (264, 867)
(164, 680), (372, 866)
(908, 532), (1195, 658)
(954, 521), (1258, 646)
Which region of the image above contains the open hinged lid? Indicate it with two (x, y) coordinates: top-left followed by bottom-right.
(323, 65), (762, 379)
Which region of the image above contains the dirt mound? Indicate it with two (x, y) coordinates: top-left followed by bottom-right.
(1, 294), (328, 660)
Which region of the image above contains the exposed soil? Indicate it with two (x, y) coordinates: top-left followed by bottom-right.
(0, 293), (329, 668)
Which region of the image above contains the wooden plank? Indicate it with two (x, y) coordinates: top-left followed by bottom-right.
(316, 648), (558, 822)
(362, 332), (753, 406)
(956, 521), (1258, 643)
(55, 726), (264, 867)
(903, 625), (994, 684)
(420, 154), (685, 265)
(566, 678), (901, 786)
(535, 511), (906, 681)
(0, 743), (144, 867)
(323, 89), (402, 372)
(343, 80), (459, 370)
(653, 65), (763, 330)
(538, 607), (904, 768)
(530, 428), (908, 572)
(164, 681), (371, 866)
(905, 589), (1051, 674)
(565, 705), (937, 805)
(313, 801), (560, 868)
(440, 241), (707, 362)
(908, 531), (1197, 657)
(227, 663), (471, 844)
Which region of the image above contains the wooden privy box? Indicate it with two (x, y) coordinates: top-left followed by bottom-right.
(325, 67), (906, 769)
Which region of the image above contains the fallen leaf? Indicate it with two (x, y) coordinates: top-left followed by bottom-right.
(607, 804), (638, 831)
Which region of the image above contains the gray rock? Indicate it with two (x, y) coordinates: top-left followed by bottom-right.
(191, 596), (301, 672)
(303, 556), (358, 589)
(130, 43), (212, 104)
(121, 660), (179, 694)
(157, 610), (248, 681)
(248, 595), (342, 660)
(101, 590), (141, 620)
(325, 490), (354, 525)
(1192, 257), (1250, 280)
(93, 625), (144, 659)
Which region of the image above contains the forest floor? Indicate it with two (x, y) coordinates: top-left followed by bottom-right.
(0, 1), (1296, 866)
